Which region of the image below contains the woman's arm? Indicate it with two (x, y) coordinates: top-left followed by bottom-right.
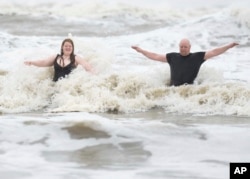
(75, 55), (95, 74)
(24, 55), (57, 67)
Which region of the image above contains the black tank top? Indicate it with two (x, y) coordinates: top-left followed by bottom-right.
(53, 54), (76, 82)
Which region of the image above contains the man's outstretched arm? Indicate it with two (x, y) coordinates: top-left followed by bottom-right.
(204, 42), (239, 60)
(131, 46), (167, 62)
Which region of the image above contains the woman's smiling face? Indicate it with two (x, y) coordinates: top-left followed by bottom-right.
(62, 41), (73, 55)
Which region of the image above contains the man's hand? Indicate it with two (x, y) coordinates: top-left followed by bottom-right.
(24, 61), (32, 66)
(131, 45), (142, 53)
(228, 42), (239, 48)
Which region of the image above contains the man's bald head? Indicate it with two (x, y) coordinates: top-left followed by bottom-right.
(179, 38), (191, 56)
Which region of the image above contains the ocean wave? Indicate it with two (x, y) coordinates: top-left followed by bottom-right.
(230, 6), (250, 29)
(0, 1), (249, 116)
(0, 0), (239, 36)
(1, 65), (250, 116)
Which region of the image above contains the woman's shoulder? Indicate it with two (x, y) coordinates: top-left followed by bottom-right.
(48, 54), (60, 59)
(74, 54), (84, 61)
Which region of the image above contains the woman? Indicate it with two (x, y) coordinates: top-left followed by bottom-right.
(24, 38), (94, 81)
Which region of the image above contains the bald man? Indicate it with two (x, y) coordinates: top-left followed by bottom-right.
(131, 39), (238, 86)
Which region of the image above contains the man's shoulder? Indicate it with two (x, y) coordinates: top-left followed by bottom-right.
(190, 52), (206, 61)
(166, 52), (180, 63)
(167, 52), (179, 55)
(189, 51), (205, 58)
(191, 51), (206, 56)
(166, 52), (179, 58)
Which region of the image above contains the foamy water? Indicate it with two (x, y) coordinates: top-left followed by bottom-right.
(0, 0), (250, 179)
(0, 0), (249, 115)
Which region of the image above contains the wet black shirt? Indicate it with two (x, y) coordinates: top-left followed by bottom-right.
(53, 55), (76, 82)
(166, 52), (205, 86)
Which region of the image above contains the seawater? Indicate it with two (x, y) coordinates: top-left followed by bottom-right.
(0, 0), (250, 179)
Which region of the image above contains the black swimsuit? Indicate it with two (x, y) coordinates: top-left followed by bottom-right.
(53, 54), (76, 82)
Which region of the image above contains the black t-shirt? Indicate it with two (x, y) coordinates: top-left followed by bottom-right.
(166, 52), (205, 86)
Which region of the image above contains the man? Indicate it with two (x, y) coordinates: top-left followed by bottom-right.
(131, 39), (239, 86)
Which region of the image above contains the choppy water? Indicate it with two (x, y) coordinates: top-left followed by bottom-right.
(0, 0), (250, 178)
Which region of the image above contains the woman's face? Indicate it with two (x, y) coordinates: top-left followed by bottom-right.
(62, 41), (73, 55)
